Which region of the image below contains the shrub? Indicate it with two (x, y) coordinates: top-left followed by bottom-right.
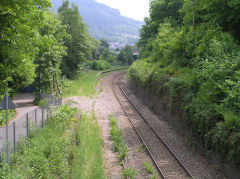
(87, 60), (110, 70)
(0, 105), (77, 178)
(129, 23), (240, 166)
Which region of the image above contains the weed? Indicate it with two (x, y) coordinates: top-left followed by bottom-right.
(144, 162), (154, 174)
(148, 103), (154, 110)
(109, 115), (128, 161)
(185, 135), (196, 151)
(122, 168), (138, 179)
(149, 174), (158, 179)
(99, 85), (103, 92)
(137, 143), (146, 152)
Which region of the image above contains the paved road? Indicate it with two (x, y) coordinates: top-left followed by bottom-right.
(13, 93), (38, 122)
(0, 93), (45, 154)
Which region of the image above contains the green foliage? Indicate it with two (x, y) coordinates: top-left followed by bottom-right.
(100, 38), (110, 49)
(99, 49), (116, 65)
(181, 0), (240, 41)
(62, 70), (101, 97)
(109, 116), (128, 161)
(138, 0), (184, 58)
(0, 0), (51, 95)
(143, 162), (154, 174)
(0, 0), (99, 96)
(73, 111), (105, 179)
(117, 46), (134, 65)
(131, 0), (240, 167)
(88, 60), (111, 71)
(58, 0), (98, 78)
(0, 105), (77, 178)
(122, 168), (138, 179)
(0, 109), (16, 126)
(35, 11), (68, 95)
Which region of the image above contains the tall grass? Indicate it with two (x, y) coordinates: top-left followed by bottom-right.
(72, 111), (105, 179)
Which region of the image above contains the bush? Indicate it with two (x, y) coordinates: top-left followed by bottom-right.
(0, 109), (16, 126)
(0, 105), (77, 178)
(129, 23), (240, 166)
(87, 60), (110, 70)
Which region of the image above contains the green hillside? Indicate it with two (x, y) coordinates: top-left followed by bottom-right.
(51, 0), (144, 45)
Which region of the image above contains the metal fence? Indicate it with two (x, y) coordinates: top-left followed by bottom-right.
(0, 93), (62, 161)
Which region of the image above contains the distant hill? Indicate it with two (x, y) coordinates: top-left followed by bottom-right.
(51, 0), (144, 45)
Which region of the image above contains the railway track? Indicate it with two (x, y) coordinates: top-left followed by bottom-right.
(112, 72), (194, 179)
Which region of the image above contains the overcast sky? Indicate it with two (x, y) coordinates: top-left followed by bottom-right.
(95, 0), (150, 21)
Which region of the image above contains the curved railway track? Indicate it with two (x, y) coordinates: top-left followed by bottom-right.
(112, 72), (194, 179)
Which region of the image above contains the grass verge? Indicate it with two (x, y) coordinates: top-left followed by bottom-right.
(62, 70), (100, 97)
(62, 67), (128, 98)
(72, 111), (105, 179)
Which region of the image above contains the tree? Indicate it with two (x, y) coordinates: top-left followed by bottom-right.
(137, 0), (184, 58)
(124, 46), (134, 65)
(0, 0), (51, 95)
(117, 51), (128, 64)
(99, 49), (116, 65)
(35, 11), (69, 94)
(181, 0), (240, 41)
(100, 38), (110, 49)
(58, 0), (95, 78)
(117, 46), (134, 65)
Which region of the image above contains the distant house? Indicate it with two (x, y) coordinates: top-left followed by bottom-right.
(133, 51), (139, 60)
(109, 42), (126, 50)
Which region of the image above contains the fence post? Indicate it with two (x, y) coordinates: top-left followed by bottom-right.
(13, 122), (16, 154)
(35, 109), (37, 124)
(26, 113), (29, 138)
(46, 108), (48, 123)
(5, 90), (9, 163)
(42, 108), (44, 128)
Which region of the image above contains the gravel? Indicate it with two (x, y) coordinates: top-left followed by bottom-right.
(120, 74), (226, 179)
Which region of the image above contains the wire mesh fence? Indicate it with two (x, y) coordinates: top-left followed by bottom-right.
(0, 93), (62, 161)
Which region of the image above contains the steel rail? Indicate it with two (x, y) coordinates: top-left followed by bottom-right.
(112, 72), (165, 178)
(117, 73), (195, 179)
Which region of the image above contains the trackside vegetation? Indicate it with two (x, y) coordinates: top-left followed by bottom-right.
(109, 116), (128, 161)
(0, 105), (105, 178)
(72, 111), (105, 179)
(130, 0), (240, 167)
